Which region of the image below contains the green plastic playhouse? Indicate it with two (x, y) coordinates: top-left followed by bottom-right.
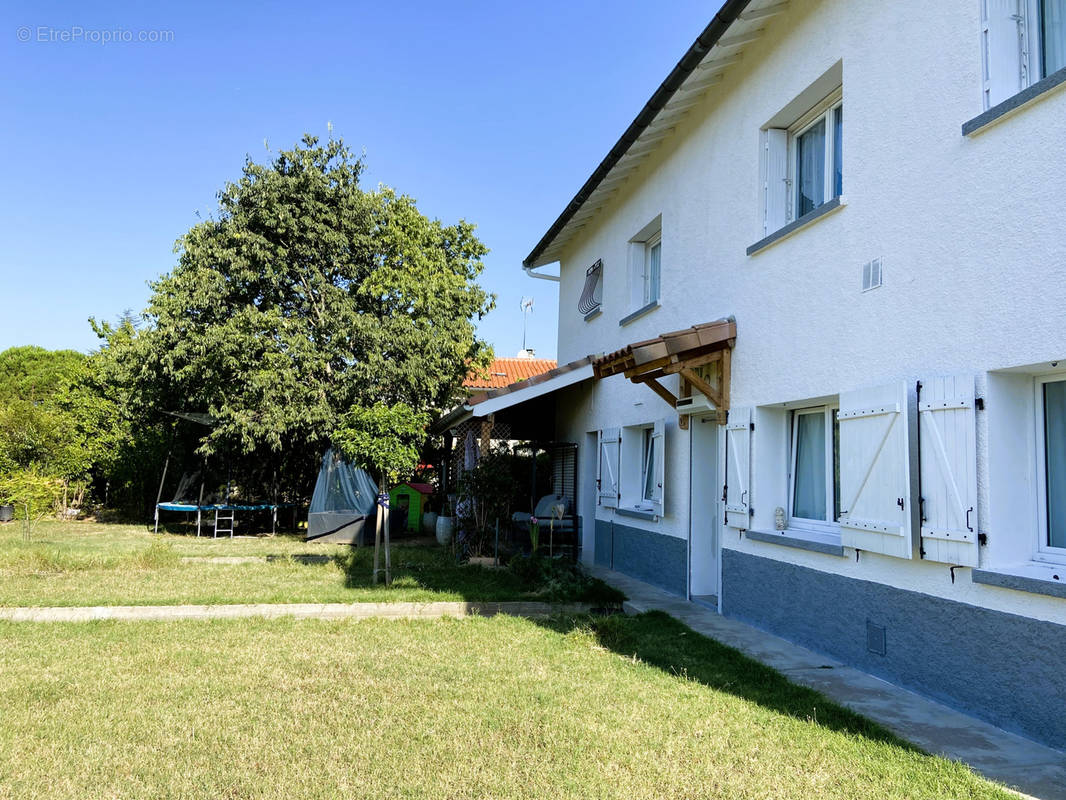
(389, 482), (434, 532)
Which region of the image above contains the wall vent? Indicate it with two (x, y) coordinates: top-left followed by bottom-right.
(862, 257), (883, 292)
(866, 620), (887, 656)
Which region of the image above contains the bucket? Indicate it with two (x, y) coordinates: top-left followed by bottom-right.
(435, 515), (454, 546)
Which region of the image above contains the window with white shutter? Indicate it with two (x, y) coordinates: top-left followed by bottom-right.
(838, 381), (919, 559)
(917, 375), (979, 567)
(725, 407), (752, 529)
(597, 428), (620, 509)
(760, 88), (841, 237)
(763, 128), (788, 234)
(981, 0), (1066, 110)
(627, 216), (663, 314)
(982, 0), (1028, 108)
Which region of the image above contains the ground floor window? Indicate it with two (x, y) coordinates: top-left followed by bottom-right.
(642, 427), (660, 506)
(789, 406), (840, 531)
(1038, 376), (1066, 554)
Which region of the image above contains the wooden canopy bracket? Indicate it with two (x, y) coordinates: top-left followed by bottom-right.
(680, 366), (722, 407)
(637, 376), (679, 410)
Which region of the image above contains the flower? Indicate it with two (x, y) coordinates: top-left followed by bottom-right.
(529, 516), (538, 525)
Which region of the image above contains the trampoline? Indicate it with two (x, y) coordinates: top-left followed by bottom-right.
(154, 501), (296, 538)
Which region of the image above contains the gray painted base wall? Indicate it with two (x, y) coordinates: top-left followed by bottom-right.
(595, 519), (687, 597)
(722, 549), (1066, 750)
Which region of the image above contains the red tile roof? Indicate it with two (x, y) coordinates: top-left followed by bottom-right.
(463, 357), (558, 391)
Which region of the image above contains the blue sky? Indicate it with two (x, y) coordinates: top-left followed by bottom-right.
(0, 0), (714, 360)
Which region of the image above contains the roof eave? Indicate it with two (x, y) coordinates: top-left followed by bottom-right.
(522, 0), (754, 270)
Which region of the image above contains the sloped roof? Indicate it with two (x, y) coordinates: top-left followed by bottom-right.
(463, 357), (558, 391)
(524, 0), (796, 268)
(594, 319), (736, 379)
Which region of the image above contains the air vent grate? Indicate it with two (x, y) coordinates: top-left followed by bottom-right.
(862, 257), (883, 292)
(866, 620), (887, 656)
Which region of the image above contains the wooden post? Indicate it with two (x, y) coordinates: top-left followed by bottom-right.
(679, 375), (690, 430)
(373, 497), (382, 585)
(721, 346), (732, 410)
(153, 453), (170, 535)
(382, 481), (392, 586)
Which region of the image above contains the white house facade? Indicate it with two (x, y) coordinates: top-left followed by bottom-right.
(514, 0), (1066, 750)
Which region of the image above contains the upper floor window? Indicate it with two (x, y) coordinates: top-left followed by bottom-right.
(792, 99), (843, 219)
(982, 0), (1066, 109)
(625, 215), (662, 319)
(761, 84), (843, 236)
(642, 231), (662, 305)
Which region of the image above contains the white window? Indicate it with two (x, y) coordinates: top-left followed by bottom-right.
(1035, 375), (1066, 559)
(982, 0), (1066, 109)
(788, 406), (841, 533)
(642, 232), (661, 306)
(763, 88), (842, 234)
(627, 216), (662, 312)
(620, 420), (665, 516)
(641, 427), (661, 506)
(791, 99), (843, 220)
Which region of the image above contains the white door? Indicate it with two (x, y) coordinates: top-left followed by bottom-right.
(689, 415), (720, 599)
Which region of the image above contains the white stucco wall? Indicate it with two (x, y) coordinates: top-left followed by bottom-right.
(548, 0), (1066, 622)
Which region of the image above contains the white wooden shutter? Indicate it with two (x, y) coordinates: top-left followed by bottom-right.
(598, 428), (620, 509)
(651, 418), (665, 517)
(982, 0), (1026, 109)
(918, 375), (979, 567)
(764, 129), (789, 233)
(838, 381), (918, 559)
(725, 408), (752, 529)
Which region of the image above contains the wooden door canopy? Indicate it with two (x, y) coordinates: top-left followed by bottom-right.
(592, 319), (735, 427)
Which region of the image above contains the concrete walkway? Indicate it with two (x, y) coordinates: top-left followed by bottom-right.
(0, 600), (598, 623)
(587, 564), (1066, 800)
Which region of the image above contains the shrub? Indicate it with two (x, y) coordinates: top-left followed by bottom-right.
(0, 468), (65, 518)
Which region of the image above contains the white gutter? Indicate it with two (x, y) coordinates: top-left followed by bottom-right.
(522, 264), (560, 282)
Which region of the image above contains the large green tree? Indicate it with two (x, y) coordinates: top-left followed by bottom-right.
(0, 346), (119, 481)
(0, 346), (138, 515)
(95, 135), (493, 491)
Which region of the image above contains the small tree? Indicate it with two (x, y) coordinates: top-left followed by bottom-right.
(332, 402), (428, 584)
(0, 468), (64, 541)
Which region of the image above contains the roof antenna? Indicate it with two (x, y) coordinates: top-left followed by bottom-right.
(520, 297), (534, 356)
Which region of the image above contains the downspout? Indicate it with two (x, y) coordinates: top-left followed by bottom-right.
(522, 264), (560, 282)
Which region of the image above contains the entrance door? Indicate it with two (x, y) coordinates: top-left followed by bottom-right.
(689, 415), (720, 603)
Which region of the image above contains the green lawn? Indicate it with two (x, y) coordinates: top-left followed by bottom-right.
(0, 611), (1009, 799)
(0, 521), (621, 607)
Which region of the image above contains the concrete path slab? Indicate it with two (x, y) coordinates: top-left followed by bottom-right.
(588, 564), (1066, 800)
(0, 600), (599, 623)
